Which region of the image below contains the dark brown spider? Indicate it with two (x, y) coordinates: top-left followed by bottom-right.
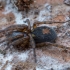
(0, 19), (57, 50)
(0, 19), (70, 63)
(0, 19), (57, 63)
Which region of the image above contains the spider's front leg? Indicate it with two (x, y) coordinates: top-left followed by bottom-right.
(0, 24), (29, 41)
(0, 25), (27, 42)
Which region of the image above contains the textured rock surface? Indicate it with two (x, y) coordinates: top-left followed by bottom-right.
(0, 0), (70, 70)
(64, 0), (70, 6)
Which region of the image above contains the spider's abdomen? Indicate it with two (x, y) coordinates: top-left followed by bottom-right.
(32, 26), (57, 43)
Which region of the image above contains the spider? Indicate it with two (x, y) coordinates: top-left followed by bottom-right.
(0, 19), (69, 63)
(0, 19), (57, 50)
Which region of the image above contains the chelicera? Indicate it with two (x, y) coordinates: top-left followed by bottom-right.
(0, 19), (57, 51)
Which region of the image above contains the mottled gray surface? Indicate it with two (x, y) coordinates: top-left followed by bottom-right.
(64, 0), (70, 6)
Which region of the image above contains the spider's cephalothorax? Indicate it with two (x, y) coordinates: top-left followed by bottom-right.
(7, 31), (30, 50)
(0, 23), (30, 50)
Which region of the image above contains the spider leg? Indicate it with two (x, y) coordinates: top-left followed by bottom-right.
(4, 24), (28, 33)
(10, 37), (29, 46)
(29, 34), (37, 63)
(25, 19), (31, 32)
(0, 24), (28, 38)
(36, 42), (70, 53)
(26, 19), (37, 63)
